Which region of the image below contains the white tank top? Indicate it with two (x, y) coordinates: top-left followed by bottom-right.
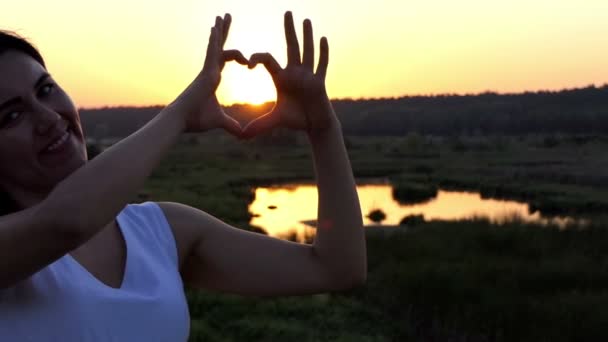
(0, 202), (190, 341)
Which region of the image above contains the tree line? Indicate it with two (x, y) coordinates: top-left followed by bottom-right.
(80, 84), (608, 138)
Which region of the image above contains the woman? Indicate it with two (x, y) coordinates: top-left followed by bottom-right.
(0, 11), (366, 341)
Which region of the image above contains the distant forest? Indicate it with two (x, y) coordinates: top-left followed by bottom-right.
(80, 85), (608, 138)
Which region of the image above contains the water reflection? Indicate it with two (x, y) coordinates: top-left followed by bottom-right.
(248, 184), (579, 242)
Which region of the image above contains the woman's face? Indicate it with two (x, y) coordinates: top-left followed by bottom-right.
(0, 50), (87, 199)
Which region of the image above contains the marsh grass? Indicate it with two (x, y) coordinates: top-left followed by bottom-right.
(184, 218), (608, 341)
(128, 134), (608, 341)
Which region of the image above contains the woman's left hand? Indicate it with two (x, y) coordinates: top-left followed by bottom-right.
(241, 11), (337, 139)
(170, 14), (248, 136)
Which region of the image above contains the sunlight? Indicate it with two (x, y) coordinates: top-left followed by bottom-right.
(2, 0), (608, 107)
(217, 61), (277, 105)
(249, 184), (583, 242)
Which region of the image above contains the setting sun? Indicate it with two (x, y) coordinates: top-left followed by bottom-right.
(217, 63), (277, 105)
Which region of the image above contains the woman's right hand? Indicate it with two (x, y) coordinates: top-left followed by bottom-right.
(169, 14), (247, 136)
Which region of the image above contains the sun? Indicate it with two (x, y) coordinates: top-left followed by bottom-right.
(217, 63), (277, 105)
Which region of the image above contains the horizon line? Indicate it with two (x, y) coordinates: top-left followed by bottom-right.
(77, 83), (608, 111)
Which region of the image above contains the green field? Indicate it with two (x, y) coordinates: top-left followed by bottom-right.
(133, 132), (608, 341)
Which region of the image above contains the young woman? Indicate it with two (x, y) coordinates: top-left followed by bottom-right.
(0, 11), (366, 340)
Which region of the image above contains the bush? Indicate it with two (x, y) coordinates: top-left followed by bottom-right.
(392, 181), (438, 204)
(367, 209), (387, 223)
(400, 214), (425, 226)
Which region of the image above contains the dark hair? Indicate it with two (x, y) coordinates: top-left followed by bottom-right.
(0, 30), (45, 215)
(0, 30), (45, 67)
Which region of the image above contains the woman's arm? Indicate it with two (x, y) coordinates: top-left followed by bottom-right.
(162, 12), (366, 296)
(0, 14), (244, 289)
(47, 105), (186, 238)
(243, 12), (367, 284)
(308, 112), (367, 284)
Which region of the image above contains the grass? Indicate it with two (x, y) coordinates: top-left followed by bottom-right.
(121, 133), (608, 341)
(365, 218), (608, 341)
(183, 218), (608, 341)
(139, 133), (608, 221)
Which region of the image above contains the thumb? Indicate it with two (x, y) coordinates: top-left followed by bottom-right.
(221, 115), (243, 138)
(241, 112), (281, 139)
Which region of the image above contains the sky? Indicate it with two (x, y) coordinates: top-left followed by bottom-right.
(1, 0), (607, 108)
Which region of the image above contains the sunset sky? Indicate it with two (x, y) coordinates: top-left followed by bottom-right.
(1, 0), (607, 108)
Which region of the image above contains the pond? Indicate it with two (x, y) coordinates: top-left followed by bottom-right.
(248, 182), (581, 242)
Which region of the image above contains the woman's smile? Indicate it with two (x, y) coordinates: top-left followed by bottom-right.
(38, 126), (76, 166)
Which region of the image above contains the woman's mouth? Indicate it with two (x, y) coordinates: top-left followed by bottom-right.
(44, 130), (70, 153)
(39, 127), (76, 164)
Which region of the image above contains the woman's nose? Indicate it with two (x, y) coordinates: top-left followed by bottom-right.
(33, 104), (63, 135)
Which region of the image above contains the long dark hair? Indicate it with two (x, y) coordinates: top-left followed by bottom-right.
(0, 30), (46, 215)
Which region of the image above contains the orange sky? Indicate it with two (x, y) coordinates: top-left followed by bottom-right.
(1, 0), (607, 108)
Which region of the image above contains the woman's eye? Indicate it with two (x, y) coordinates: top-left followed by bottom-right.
(0, 111), (22, 127)
(39, 83), (55, 96)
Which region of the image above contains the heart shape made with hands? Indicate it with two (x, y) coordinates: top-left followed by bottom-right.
(180, 12), (330, 139)
(192, 11), (331, 139)
(217, 61), (278, 127)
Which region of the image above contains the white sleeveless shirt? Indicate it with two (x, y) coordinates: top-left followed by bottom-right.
(0, 202), (190, 341)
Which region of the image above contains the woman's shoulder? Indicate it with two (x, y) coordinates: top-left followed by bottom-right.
(120, 201), (169, 223)
(119, 201), (180, 266)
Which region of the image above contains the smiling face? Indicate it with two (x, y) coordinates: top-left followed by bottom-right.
(0, 50), (87, 208)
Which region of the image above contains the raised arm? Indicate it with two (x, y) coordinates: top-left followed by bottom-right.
(0, 14), (245, 289)
(243, 11), (367, 285)
(162, 12), (366, 297)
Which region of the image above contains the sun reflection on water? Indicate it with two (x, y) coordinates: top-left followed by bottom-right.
(248, 184), (579, 242)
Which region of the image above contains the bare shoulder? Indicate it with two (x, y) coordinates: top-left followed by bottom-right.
(155, 201), (210, 273)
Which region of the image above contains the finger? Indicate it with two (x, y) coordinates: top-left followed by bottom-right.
(222, 114), (243, 138)
(284, 11), (301, 66)
(316, 36), (329, 80)
(222, 13), (232, 47)
(204, 27), (219, 69)
(223, 50), (249, 66)
(215, 16), (223, 43)
(302, 19), (314, 70)
(241, 112), (281, 139)
(249, 52), (282, 77)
